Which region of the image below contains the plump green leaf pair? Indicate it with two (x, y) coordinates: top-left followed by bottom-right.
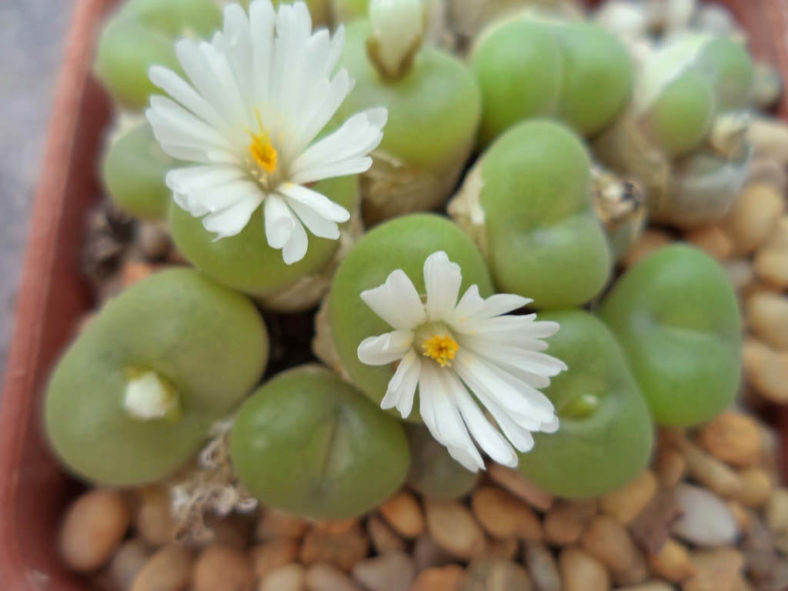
(471, 17), (634, 146)
(94, 0), (222, 110)
(44, 269), (268, 486)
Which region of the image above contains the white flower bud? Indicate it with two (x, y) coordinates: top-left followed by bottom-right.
(124, 371), (179, 420)
(369, 0), (424, 78)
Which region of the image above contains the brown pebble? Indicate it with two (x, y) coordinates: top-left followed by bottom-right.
(300, 524), (369, 572)
(683, 442), (743, 498)
(766, 489), (788, 533)
(544, 500), (597, 546)
(411, 565), (466, 591)
(462, 559), (532, 591)
(683, 548), (744, 591)
(580, 515), (647, 585)
(522, 542), (561, 591)
(559, 547), (610, 591)
(205, 513), (253, 551)
(424, 499), (486, 560)
(648, 539), (696, 582)
(251, 539), (300, 579)
(134, 486), (175, 546)
(193, 544), (254, 591)
(259, 564), (306, 591)
(256, 510), (309, 541)
(617, 584), (674, 591)
(366, 514), (406, 554)
(305, 563), (362, 591)
(107, 539), (152, 591)
(379, 490), (424, 538)
(487, 464), (554, 511)
(413, 534), (454, 571)
(686, 225), (732, 260)
(726, 501), (750, 534)
(697, 411), (763, 468)
(481, 536), (518, 561)
(352, 551), (415, 591)
(747, 292), (788, 350)
(655, 448), (687, 488)
(721, 183), (785, 255)
(743, 339), (788, 403)
(313, 518), (359, 535)
(600, 470), (657, 524)
(754, 216), (788, 289)
(748, 118), (788, 165)
(131, 544), (193, 591)
(60, 489), (131, 572)
(737, 468), (773, 508)
(624, 230), (672, 268)
(471, 486), (542, 540)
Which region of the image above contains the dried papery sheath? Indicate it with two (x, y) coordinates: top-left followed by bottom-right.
(146, 0), (387, 264)
(357, 251), (566, 472)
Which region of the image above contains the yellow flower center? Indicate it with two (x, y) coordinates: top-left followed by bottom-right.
(248, 109), (278, 175)
(421, 334), (459, 367)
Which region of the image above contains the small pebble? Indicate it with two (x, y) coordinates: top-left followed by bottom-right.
(411, 565), (466, 591)
(683, 548), (745, 591)
(313, 518), (359, 534)
(617, 583), (673, 591)
(480, 536), (518, 561)
(766, 489), (788, 533)
(737, 468), (773, 508)
(424, 499), (487, 560)
(193, 544), (254, 591)
(131, 544), (193, 591)
(683, 442), (743, 498)
(544, 500), (597, 545)
(580, 515), (647, 585)
(655, 447), (687, 487)
(754, 216), (788, 290)
(366, 514), (406, 554)
(723, 259), (755, 291)
(743, 339), (788, 403)
(256, 509), (309, 541)
(726, 501), (750, 534)
(379, 490), (424, 538)
(624, 229), (672, 268)
(746, 292), (788, 350)
(352, 551), (415, 591)
(748, 118), (788, 165)
(251, 539), (300, 579)
(522, 542), (561, 591)
(672, 483), (738, 547)
(685, 224), (732, 260)
(305, 563), (363, 591)
(600, 470), (657, 524)
(134, 486), (175, 546)
(259, 564), (307, 591)
(559, 547), (610, 591)
(721, 183), (785, 255)
(204, 513), (252, 551)
(300, 524), (369, 572)
(697, 411), (763, 468)
(647, 538), (696, 582)
(107, 539), (152, 591)
(487, 464), (554, 511)
(60, 489), (131, 572)
(471, 486), (542, 540)
(462, 559), (532, 591)
(413, 534), (454, 571)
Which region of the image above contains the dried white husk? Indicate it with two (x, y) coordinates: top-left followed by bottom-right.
(591, 165), (647, 261)
(360, 149), (466, 226)
(446, 162), (489, 256)
(256, 202), (364, 312)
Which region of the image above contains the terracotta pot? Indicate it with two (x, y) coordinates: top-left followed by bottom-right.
(0, 0), (785, 588)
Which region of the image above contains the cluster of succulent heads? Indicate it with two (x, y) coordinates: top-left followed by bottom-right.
(46, 0), (749, 520)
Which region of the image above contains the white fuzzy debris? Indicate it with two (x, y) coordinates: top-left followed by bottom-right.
(124, 372), (178, 420)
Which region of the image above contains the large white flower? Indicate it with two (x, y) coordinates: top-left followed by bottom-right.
(357, 251), (567, 472)
(146, 0), (387, 264)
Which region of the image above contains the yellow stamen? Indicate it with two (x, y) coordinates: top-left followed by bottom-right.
(422, 335), (459, 367)
(248, 109), (278, 174)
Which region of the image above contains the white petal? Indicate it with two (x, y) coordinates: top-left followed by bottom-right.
(357, 330), (413, 366)
(285, 198), (340, 240)
(166, 165), (245, 195)
(202, 193), (262, 239)
(423, 251), (462, 321)
(264, 195), (296, 248)
(360, 269), (426, 330)
(148, 66), (227, 133)
(277, 182), (350, 222)
(281, 219), (309, 264)
(380, 349), (421, 417)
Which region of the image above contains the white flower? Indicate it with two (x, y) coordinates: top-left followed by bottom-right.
(146, 0), (387, 264)
(369, 0), (424, 77)
(357, 251), (567, 472)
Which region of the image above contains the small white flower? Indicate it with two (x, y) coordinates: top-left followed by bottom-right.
(146, 0), (387, 264)
(357, 251), (567, 472)
(369, 0), (424, 77)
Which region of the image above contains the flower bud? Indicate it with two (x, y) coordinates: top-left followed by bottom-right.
(368, 0), (424, 79)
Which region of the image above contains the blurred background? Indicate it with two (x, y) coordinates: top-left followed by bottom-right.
(0, 1), (73, 372)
